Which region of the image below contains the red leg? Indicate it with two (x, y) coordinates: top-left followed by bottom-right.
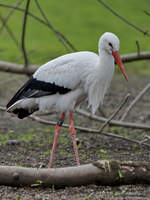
(69, 112), (80, 166)
(48, 113), (65, 168)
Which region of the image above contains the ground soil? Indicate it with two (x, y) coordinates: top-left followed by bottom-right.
(0, 72), (150, 200)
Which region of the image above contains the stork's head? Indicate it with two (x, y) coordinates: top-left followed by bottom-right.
(99, 32), (128, 81)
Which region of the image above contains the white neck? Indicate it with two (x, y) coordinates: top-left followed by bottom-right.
(96, 50), (115, 103)
(86, 50), (115, 115)
(98, 50), (115, 78)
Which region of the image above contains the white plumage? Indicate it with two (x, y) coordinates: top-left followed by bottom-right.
(6, 32), (128, 167)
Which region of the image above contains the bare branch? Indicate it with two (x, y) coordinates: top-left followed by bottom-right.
(99, 93), (130, 132)
(121, 51), (150, 63)
(21, 0), (30, 67)
(143, 9), (150, 17)
(120, 82), (150, 121)
(76, 108), (150, 130)
(97, 0), (149, 36)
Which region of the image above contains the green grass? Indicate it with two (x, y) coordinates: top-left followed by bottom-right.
(0, 0), (150, 69)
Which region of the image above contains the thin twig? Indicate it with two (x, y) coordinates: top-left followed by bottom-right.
(76, 108), (150, 130)
(0, 12), (20, 49)
(0, 3), (77, 52)
(21, 0), (30, 68)
(0, 0), (23, 33)
(120, 82), (150, 121)
(97, 0), (149, 36)
(35, 0), (76, 52)
(99, 93), (130, 132)
(143, 10), (150, 17)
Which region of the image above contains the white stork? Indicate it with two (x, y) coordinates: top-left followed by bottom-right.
(6, 32), (128, 168)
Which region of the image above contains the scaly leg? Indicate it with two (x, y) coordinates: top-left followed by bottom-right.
(69, 112), (80, 166)
(48, 112), (65, 168)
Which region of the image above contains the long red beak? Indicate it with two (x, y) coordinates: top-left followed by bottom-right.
(112, 51), (128, 81)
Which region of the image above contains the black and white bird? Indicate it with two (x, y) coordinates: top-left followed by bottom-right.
(6, 32), (128, 168)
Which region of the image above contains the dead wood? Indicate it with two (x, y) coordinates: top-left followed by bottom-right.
(0, 160), (150, 187)
(120, 82), (150, 121)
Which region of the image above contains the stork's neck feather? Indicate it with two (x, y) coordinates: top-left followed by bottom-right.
(98, 50), (115, 78)
(87, 50), (115, 115)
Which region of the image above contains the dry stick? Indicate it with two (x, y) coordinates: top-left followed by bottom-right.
(35, 0), (75, 53)
(0, 12), (20, 49)
(21, 0), (30, 68)
(0, 106), (149, 147)
(99, 93), (130, 132)
(0, 3), (77, 52)
(120, 82), (150, 121)
(97, 0), (149, 36)
(76, 108), (150, 130)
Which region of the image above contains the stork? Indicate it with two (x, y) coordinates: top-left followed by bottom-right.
(6, 32), (128, 168)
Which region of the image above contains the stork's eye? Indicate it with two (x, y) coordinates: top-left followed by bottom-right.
(108, 42), (113, 48)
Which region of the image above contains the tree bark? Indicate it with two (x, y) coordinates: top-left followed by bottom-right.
(0, 160), (150, 187)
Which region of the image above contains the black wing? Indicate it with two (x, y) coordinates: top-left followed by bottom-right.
(6, 76), (71, 108)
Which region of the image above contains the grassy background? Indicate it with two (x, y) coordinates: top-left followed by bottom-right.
(0, 0), (149, 71)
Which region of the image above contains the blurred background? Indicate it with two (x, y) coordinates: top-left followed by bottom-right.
(0, 0), (149, 71)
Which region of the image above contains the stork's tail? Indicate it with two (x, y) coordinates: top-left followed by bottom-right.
(7, 100), (38, 119)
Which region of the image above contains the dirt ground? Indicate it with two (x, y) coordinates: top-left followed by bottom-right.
(0, 71), (150, 200)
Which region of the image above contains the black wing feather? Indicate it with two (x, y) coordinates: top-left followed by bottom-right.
(7, 76), (71, 108)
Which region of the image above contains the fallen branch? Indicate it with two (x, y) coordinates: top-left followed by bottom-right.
(0, 160), (150, 187)
(120, 82), (150, 121)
